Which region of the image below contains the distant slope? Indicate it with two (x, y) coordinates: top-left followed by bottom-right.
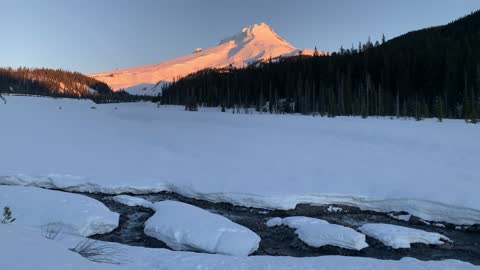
(90, 23), (323, 95)
(123, 81), (168, 96)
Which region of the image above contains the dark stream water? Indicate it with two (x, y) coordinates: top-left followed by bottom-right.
(84, 191), (480, 265)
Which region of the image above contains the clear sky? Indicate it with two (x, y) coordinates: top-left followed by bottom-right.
(0, 0), (478, 74)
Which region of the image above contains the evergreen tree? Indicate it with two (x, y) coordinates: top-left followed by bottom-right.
(313, 46), (319, 57)
(470, 109), (478, 124)
(1, 207), (15, 224)
(434, 96), (444, 122)
(185, 96), (198, 111)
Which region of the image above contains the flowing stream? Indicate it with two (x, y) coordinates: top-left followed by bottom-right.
(82, 191), (480, 265)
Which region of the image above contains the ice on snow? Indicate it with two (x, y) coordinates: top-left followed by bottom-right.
(359, 223), (450, 249)
(267, 216), (368, 250)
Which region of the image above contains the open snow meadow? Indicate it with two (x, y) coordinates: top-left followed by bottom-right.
(1, 95), (480, 269)
(1, 95), (479, 223)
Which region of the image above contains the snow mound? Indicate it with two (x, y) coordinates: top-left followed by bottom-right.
(1, 226), (120, 270)
(266, 217), (283, 227)
(0, 185), (118, 237)
(112, 195), (153, 209)
(144, 200), (260, 256)
(282, 216), (329, 227)
(359, 223), (451, 249)
(268, 216), (368, 250)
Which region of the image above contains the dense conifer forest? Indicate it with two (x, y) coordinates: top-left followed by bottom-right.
(0, 67), (147, 103)
(161, 10), (480, 122)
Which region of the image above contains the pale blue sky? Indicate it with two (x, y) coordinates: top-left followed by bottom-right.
(0, 0), (478, 73)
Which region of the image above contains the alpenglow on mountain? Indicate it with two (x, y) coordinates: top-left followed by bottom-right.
(89, 23), (323, 96)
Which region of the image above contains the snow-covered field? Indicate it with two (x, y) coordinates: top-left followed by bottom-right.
(1, 95), (480, 269)
(0, 95), (479, 226)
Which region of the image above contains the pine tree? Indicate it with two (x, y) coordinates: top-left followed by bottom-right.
(185, 96), (198, 111)
(434, 96), (444, 122)
(470, 110), (478, 124)
(1, 207), (15, 224)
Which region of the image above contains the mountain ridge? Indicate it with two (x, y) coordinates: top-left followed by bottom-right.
(90, 23), (323, 95)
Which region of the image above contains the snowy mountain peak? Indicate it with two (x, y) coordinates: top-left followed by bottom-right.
(244, 22), (269, 32)
(243, 22), (278, 36)
(90, 23), (323, 95)
(219, 23), (287, 46)
(244, 22), (287, 42)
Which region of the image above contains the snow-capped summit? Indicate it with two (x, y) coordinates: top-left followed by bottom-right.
(89, 23), (322, 95)
(219, 23), (289, 46)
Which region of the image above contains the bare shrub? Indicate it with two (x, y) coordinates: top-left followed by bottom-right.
(69, 239), (125, 264)
(41, 222), (64, 240)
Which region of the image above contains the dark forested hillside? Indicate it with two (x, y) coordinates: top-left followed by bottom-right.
(0, 67), (147, 103)
(162, 10), (480, 122)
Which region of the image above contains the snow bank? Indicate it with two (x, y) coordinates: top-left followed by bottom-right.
(359, 223), (450, 249)
(0, 226), (121, 270)
(1, 95), (480, 225)
(144, 200), (260, 256)
(116, 244), (480, 270)
(4, 225), (478, 270)
(111, 195), (153, 209)
(267, 216), (368, 250)
(0, 185), (118, 236)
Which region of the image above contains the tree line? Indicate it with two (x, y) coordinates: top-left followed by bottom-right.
(0, 67), (149, 103)
(161, 10), (480, 122)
